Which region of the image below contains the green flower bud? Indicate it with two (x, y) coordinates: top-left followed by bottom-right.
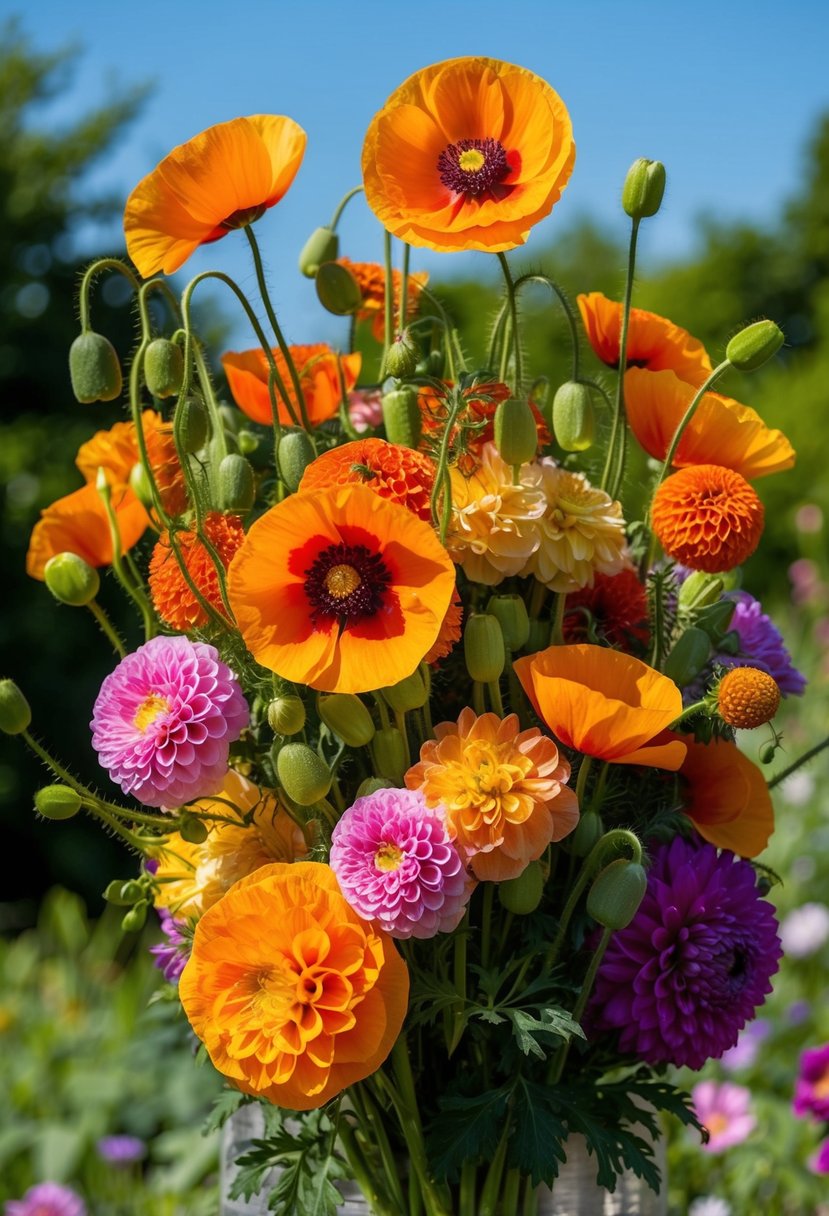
(464, 613), (506, 684)
(129, 462), (154, 509)
(663, 627), (711, 687)
(694, 599), (737, 644)
(355, 776), (390, 798)
(563, 808), (604, 857)
(69, 331), (123, 403)
(587, 858), (648, 930)
(175, 395), (208, 455)
(372, 727), (407, 785)
(34, 784), (82, 820)
(121, 901), (149, 933)
(383, 330), (421, 380)
(493, 398), (538, 467)
(678, 571), (724, 612)
(103, 879), (135, 906)
(44, 552), (100, 606)
(179, 813), (208, 844)
(218, 405), (243, 434)
(119, 880), (145, 904)
(237, 429), (260, 457)
(277, 429), (317, 493)
(486, 594), (530, 652)
(382, 386), (422, 449)
(298, 226), (339, 278)
(267, 695), (306, 736)
(276, 742), (332, 806)
(0, 679), (31, 734)
(415, 348), (445, 379)
(498, 861), (544, 915)
(551, 381), (595, 452)
(319, 694), (376, 747)
(381, 670), (428, 713)
(315, 261), (363, 316)
(759, 742), (778, 765)
(726, 320), (785, 372)
(219, 453), (255, 513)
(525, 617), (551, 654)
(622, 158), (666, 220)
(144, 338), (184, 398)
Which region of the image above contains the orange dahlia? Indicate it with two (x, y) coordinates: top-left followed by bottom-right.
(124, 115), (306, 278)
(651, 465), (765, 573)
(405, 708), (578, 881)
(362, 56), (575, 252)
(677, 735), (774, 857)
(337, 258), (429, 342)
(424, 586), (463, 665)
(577, 293), (712, 386)
(221, 343), (361, 428)
(76, 411), (187, 517)
(26, 482), (149, 580)
(179, 861), (409, 1110)
(298, 438), (436, 521)
(625, 368), (795, 480)
(227, 484), (455, 693)
(717, 667), (781, 729)
(563, 568), (650, 653)
(149, 512), (246, 631)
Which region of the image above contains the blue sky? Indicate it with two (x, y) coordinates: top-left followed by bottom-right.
(15, 0), (829, 346)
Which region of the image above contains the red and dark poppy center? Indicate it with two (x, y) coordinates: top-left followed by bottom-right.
(304, 542), (392, 625)
(437, 138), (510, 198)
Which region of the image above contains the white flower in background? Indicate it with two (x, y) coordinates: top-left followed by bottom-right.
(689, 1198), (732, 1216)
(780, 770), (815, 807)
(779, 903), (829, 958)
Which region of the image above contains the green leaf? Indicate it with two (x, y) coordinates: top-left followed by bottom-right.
(504, 1007), (585, 1059)
(202, 1088), (253, 1135)
(427, 1085), (511, 1181)
(508, 1079), (568, 1186)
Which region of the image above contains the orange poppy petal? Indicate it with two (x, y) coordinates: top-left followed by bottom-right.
(577, 293), (712, 386)
(222, 345), (361, 427)
(26, 483), (149, 579)
(678, 734), (774, 857)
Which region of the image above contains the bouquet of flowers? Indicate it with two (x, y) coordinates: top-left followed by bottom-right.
(3, 53), (818, 1215)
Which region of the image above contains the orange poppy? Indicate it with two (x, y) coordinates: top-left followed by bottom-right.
(625, 368), (795, 479)
(124, 115), (306, 277)
(677, 734), (774, 857)
(514, 643), (686, 769)
(179, 861), (409, 1111)
(149, 512), (245, 631)
(26, 482), (149, 580)
(337, 258), (429, 342)
(75, 410), (187, 516)
(362, 56), (575, 252)
(226, 483), (456, 693)
(651, 465), (764, 573)
(221, 343), (361, 427)
(298, 438), (436, 521)
(577, 293), (712, 386)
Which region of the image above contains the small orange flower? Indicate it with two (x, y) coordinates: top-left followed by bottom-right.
(577, 293), (712, 386)
(26, 482), (149, 580)
(299, 438), (436, 521)
(717, 667), (781, 729)
(362, 57), (575, 253)
(149, 512), (246, 631)
(514, 643), (686, 769)
(179, 861), (409, 1111)
(221, 343), (361, 428)
(424, 586), (463, 665)
(652, 465), (764, 573)
(337, 258), (429, 342)
(677, 735), (774, 857)
(124, 115), (306, 277)
(76, 411), (187, 517)
(625, 368), (795, 480)
(227, 484), (456, 693)
(405, 708), (578, 880)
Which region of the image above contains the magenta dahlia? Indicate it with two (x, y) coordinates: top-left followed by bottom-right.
(330, 787), (473, 939)
(793, 1043), (829, 1121)
(588, 836), (781, 1070)
(90, 635), (248, 808)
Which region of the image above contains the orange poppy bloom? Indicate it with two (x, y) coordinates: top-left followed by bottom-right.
(226, 484), (456, 693)
(577, 293), (712, 386)
(124, 115), (306, 277)
(179, 861), (409, 1111)
(221, 343), (361, 427)
(677, 735), (774, 857)
(625, 368), (795, 480)
(651, 465), (764, 573)
(362, 56), (575, 252)
(76, 411), (187, 516)
(337, 258), (429, 342)
(149, 512), (246, 631)
(513, 643), (686, 769)
(26, 482), (149, 580)
(299, 438), (436, 521)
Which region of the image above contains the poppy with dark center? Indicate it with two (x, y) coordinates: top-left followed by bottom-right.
(577, 293), (712, 386)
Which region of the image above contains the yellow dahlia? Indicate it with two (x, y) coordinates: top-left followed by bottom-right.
(524, 462), (627, 592)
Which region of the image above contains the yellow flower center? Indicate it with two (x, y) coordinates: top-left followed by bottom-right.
(429, 738), (534, 831)
(458, 148), (486, 172)
(134, 693), (171, 732)
(324, 564), (362, 599)
(705, 1113), (730, 1137)
(814, 1068), (829, 1100)
(375, 842), (404, 871)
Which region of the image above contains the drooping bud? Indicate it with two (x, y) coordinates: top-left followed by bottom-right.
(103, 879), (136, 906)
(551, 381), (595, 452)
(663, 627), (711, 688)
(486, 594), (530, 652)
(298, 227), (339, 278)
(319, 694), (376, 747)
(315, 261), (362, 316)
(383, 330), (420, 380)
(717, 667), (781, 729)
(277, 429), (317, 493)
(129, 462), (154, 508)
(464, 613), (506, 684)
(0, 679), (31, 734)
(267, 695), (306, 736)
(678, 571), (725, 612)
(726, 320), (785, 372)
(219, 453), (255, 513)
(587, 858), (648, 929)
(381, 669), (428, 713)
(144, 338), (184, 398)
(759, 742), (778, 765)
(174, 395), (208, 454)
(355, 776), (390, 798)
(121, 901), (149, 933)
(44, 552), (100, 606)
(498, 861), (544, 914)
(119, 880), (145, 904)
(372, 727), (407, 785)
(382, 386), (422, 449)
(563, 808), (604, 858)
(276, 742), (332, 806)
(34, 784), (82, 820)
(622, 158), (666, 220)
(493, 398), (538, 467)
(179, 813), (209, 844)
(69, 331), (123, 403)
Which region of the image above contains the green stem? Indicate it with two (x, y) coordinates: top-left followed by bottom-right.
(329, 185), (364, 231)
(383, 230), (394, 358)
(550, 592), (566, 646)
(768, 736), (829, 789)
(390, 1040), (451, 1216)
(86, 600), (126, 658)
(459, 1161), (477, 1216)
(353, 1083), (407, 1213)
(78, 257), (141, 331)
(337, 1117), (396, 1216)
(514, 273), (581, 381)
(487, 678), (505, 717)
(574, 756), (594, 809)
(497, 253), (522, 391)
(501, 1167), (522, 1216)
(481, 883), (494, 970)
(602, 218), (640, 499)
(400, 241), (411, 330)
(522, 1176), (539, 1216)
(449, 915), (468, 1054)
(478, 1121), (510, 1216)
(429, 395), (464, 541)
(96, 473), (156, 640)
(548, 927), (613, 1083)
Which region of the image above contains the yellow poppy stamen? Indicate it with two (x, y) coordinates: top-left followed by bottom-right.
(458, 148), (486, 172)
(324, 564), (362, 599)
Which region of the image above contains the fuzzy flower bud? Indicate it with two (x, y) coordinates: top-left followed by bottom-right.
(486, 594), (530, 652)
(276, 742), (332, 806)
(122, 902), (149, 933)
(464, 613), (506, 683)
(44, 552), (100, 606)
(498, 860), (544, 914)
(144, 338), (184, 398)
(717, 667), (781, 729)
(564, 808), (604, 858)
(382, 386), (422, 449)
(178, 813), (209, 844)
(34, 784), (82, 820)
(315, 261), (363, 315)
(494, 397), (539, 467)
(587, 858), (648, 929)
(69, 331), (123, 403)
(277, 430), (316, 493)
(219, 453), (255, 513)
(382, 670), (428, 713)
(0, 679), (31, 734)
(298, 226), (339, 277)
(175, 396), (208, 454)
(372, 727), (407, 785)
(383, 329), (421, 379)
(551, 381), (595, 452)
(267, 695), (306, 736)
(319, 694), (376, 747)
(726, 320), (785, 372)
(622, 158), (666, 220)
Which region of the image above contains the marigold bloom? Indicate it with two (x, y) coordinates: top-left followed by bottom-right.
(524, 461), (628, 592)
(227, 484), (455, 694)
(299, 438), (436, 521)
(337, 258), (429, 342)
(717, 667), (781, 729)
(678, 735), (774, 857)
(514, 644), (686, 769)
(75, 410), (187, 516)
(222, 343), (361, 427)
(362, 56), (575, 253)
(179, 861), (409, 1110)
(405, 708), (578, 881)
(691, 1080), (757, 1152)
(651, 465), (764, 573)
(149, 512), (245, 631)
(26, 482), (149, 580)
(124, 115), (306, 277)
(563, 569), (650, 653)
(577, 293), (712, 386)
(625, 368), (795, 480)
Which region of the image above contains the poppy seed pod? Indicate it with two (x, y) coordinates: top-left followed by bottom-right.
(382, 386), (422, 449)
(44, 552), (100, 606)
(355, 776), (390, 798)
(219, 453), (255, 513)
(726, 319), (785, 371)
(381, 669), (428, 713)
(319, 694), (376, 747)
(174, 395), (208, 454)
(0, 679), (31, 734)
(551, 381), (595, 452)
(276, 742), (332, 806)
(493, 397), (538, 467)
(69, 331), (123, 403)
(622, 158), (666, 220)
(498, 860), (544, 914)
(383, 330), (421, 380)
(267, 695), (306, 737)
(587, 858), (648, 930)
(34, 784), (82, 821)
(464, 613), (506, 684)
(663, 627), (711, 688)
(315, 261), (363, 316)
(563, 808), (604, 858)
(144, 338), (184, 398)
(179, 813), (209, 844)
(486, 594), (530, 652)
(277, 429), (317, 493)
(298, 226), (339, 277)
(372, 727), (407, 785)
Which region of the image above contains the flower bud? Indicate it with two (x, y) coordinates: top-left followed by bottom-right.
(119, 880), (145, 904)
(129, 462), (154, 508)
(315, 261), (362, 316)
(464, 613), (506, 684)
(34, 784), (82, 820)
(759, 742), (778, 765)
(69, 331), (123, 403)
(726, 320), (785, 372)
(219, 453), (255, 513)
(103, 879), (135, 906)
(381, 670), (428, 713)
(498, 861), (544, 915)
(372, 727), (407, 785)
(277, 429), (316, 493)
(622, 158), (666, 220)
(179, 813), (208, 844)
(551, 381), (595, 452)
(319, 694), (375, 747)
(0, 679), (31, 734)
(415, 348), (445, 379)
(267, 695), (306, 736)
(486, 594), (530, 652)
(587, 858), (648, 929)
(678, 571), (725, 612)
(694, 599), (737, 644)
(144, 338), (184, 398)
(563, 808), (604, 857)
(175, 395), (208, 454)
(382, 386), (422, 449)
(237, 429), (260, 457)
(44, 552), (100, 606)
(298, 226), (339, 278)
(493, 398), (538, 467)
(276, 742), (332, 806)
(383, 330), (421, 379)
(121, 901), (149, 933)
(355, 776), (390, 798)
(663, 627), (711, 687)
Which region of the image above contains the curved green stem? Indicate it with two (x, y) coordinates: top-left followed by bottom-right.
(78, 257), (141, 331)
(497, 252), (522, 390)
(602, 218), (640, 499)
(329, 184), (364, 231)
(548, 926), (613, 1083)
(514, 272), (581, 381)
(86, 600), (126, 658)
(768, 736), (829, 789)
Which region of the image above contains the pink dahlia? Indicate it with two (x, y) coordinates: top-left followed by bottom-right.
(91, 635), (248, 808)
(691, 1080), (756, 1152)
(330, 788), (473, 939)
(794, 1043), (829, 1121)
(5, 1182), (86, 1216)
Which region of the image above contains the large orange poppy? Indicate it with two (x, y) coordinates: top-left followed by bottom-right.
(577, 293), (712, 386)
(124, 115), (306, 278)
(514, 643), (686, 769)
(625, 368), (795, 480)
(75, 411), (187, 516)
(26, 482), (149, 580)
(227, 484), (456, 693)
(676, 734), (774, 857)
(362, 56), (575, 252)
(221, 343), (361, 427)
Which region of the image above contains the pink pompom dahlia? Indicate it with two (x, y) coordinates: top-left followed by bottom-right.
(330, 788), (473, 939)
(5, 1182), (86, 1216)
(91, 635), (248, 808)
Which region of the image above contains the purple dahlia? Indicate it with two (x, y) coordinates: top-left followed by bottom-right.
(149, 908), (189, 982)
(588, 836), (781, 1070)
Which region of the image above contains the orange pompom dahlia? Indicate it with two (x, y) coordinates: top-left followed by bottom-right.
(717, 667), (781, 729)
(299, 438), (436, 521)
(179, 861), (409, 1111)
(26, 483), (149, 580)
(677, 735), (774, 857)
(651, 465), (765, 573)
(76, 411), (187, 517)
(337, 258), (429, 342)
(577, 293), (712, 386)
(149, 512), (246, 631)
(221, 343), (361, 428)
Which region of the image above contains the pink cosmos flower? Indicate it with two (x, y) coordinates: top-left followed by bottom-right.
(330, 787), (473, 939)
(691, 1080), (756, 1152)
(794, 1043), (829, 1121)
(91, 635), (248, 808)
(348, 388), (383, 433)
(5, 1182), (86, 1216)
